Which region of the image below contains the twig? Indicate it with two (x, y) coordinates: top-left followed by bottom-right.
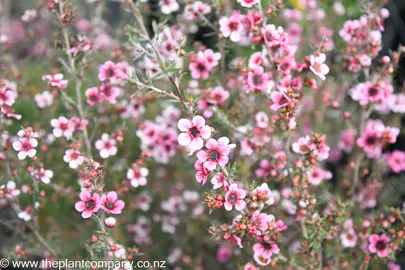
(59, 1), (92, 156)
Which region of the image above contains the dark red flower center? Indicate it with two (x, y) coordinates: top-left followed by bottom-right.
(86, 200), (96, 210)
(376, 240), (386, 250)
(279, 96), (288, 105)
(229, 193), (237, 203)
(368, 87), (378, 97)
(197, 63), (206, 72)
(105, 201), (115, 210)
(209, 150), (220, 161)
(253, 75), (262, 85)
(22, 142), (31, 150)
(189, 127), (200, 137)
(366, 136), (377, 145)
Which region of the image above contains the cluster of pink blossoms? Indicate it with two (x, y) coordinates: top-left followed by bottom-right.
(177, 115), (288, 266)
(75, 189), (124, 219)
(357, 120), (399, 159)
(136, 106), (180, 164)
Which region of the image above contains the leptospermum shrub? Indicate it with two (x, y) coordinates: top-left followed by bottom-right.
(1, 0), (405, 269)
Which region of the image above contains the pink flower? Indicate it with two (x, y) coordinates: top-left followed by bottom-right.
(95, 133), (117, 159)
(338, 129), (356, 153)
(100, 84), (120, 104)
(203, 49), (221, 67)
(63, 149), (84, 169)
(261, 24), (284, 48)
(42, 73), (68, 90)
(340, 229), (357, 248)
(35, 91), (54, 108)
(75, 189), (101, 218)
(194, 160), (211, 185)
(13, 137), (38, 160)
(255, 111), (269, 129)
(0, 86), (16, 106)
(253, 183), (275, 206)
(217, 245), (232, 263)
(224, 183), (246, 211)
(368, 234), (392, 258)
(248, 52), (268, 69)
(189, 51), (211, 79)
(31, 167), (53, 184)
(306, 166), (332, 186)
(292, 136), (315, 155)
(253, 238), (279, 266)
(237, 0), (259, 8)
(159, 0), (179, 14)
(178, 115), (211, 152)
(211, 173), (228, 189)
(51, 116), (75, 140)
(386, 151), (405, 173)
(350, 82), (384, 106)
(309, 53), (329, 80)
(197, 137), (235, 171)
(127, 163), (148, 188)
(1, 181), (20, 198)
(85, 87), (102, 106)
(219, 11), (244, 42)
(246, 66), (270, 92)
(197, 86), (230, 118)
(101, 191), (125, 214)
(270, 91), (291, 111)
(252, 210), (275, 231)
(98, 61), (122, 83)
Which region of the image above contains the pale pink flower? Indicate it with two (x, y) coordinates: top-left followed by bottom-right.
(42, 73), (68, 90)
(0, 86), (16, 106)
(340, 229), (357, 248)
(63, 149), (84, 169)
(219, 11), (244, 42)
(51, 116), (75, 140)
(309, 53), (329, 80)
(21, 9), (37, 22)
(159, 0), (179, 14)
(13, 137), (38, 160)
(237, 0), (259, 8)
(1, 181), (20, 198)
(127, 163), (148, 188)
(35, 91), (54, 108)
(177, 115), (211, 152)
(224, 183), (246, 211)
(95, 133), (117, 159)
(31, 167), (53, 184)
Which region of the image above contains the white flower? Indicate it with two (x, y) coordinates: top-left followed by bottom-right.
(127, 164), (148, 188)
(31, 168), (53, 184)
(159, 0), (179, 14)
(51, 116), (75, 140)
(21, 9), (37, 22)
(1, 181), (21, 198)
(309, 53), (329, 80)
(12, 137), (38, 160)
(95, 133), (117, 159)
(63, 149), (84, 169)
(35, 91), (54, 108)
